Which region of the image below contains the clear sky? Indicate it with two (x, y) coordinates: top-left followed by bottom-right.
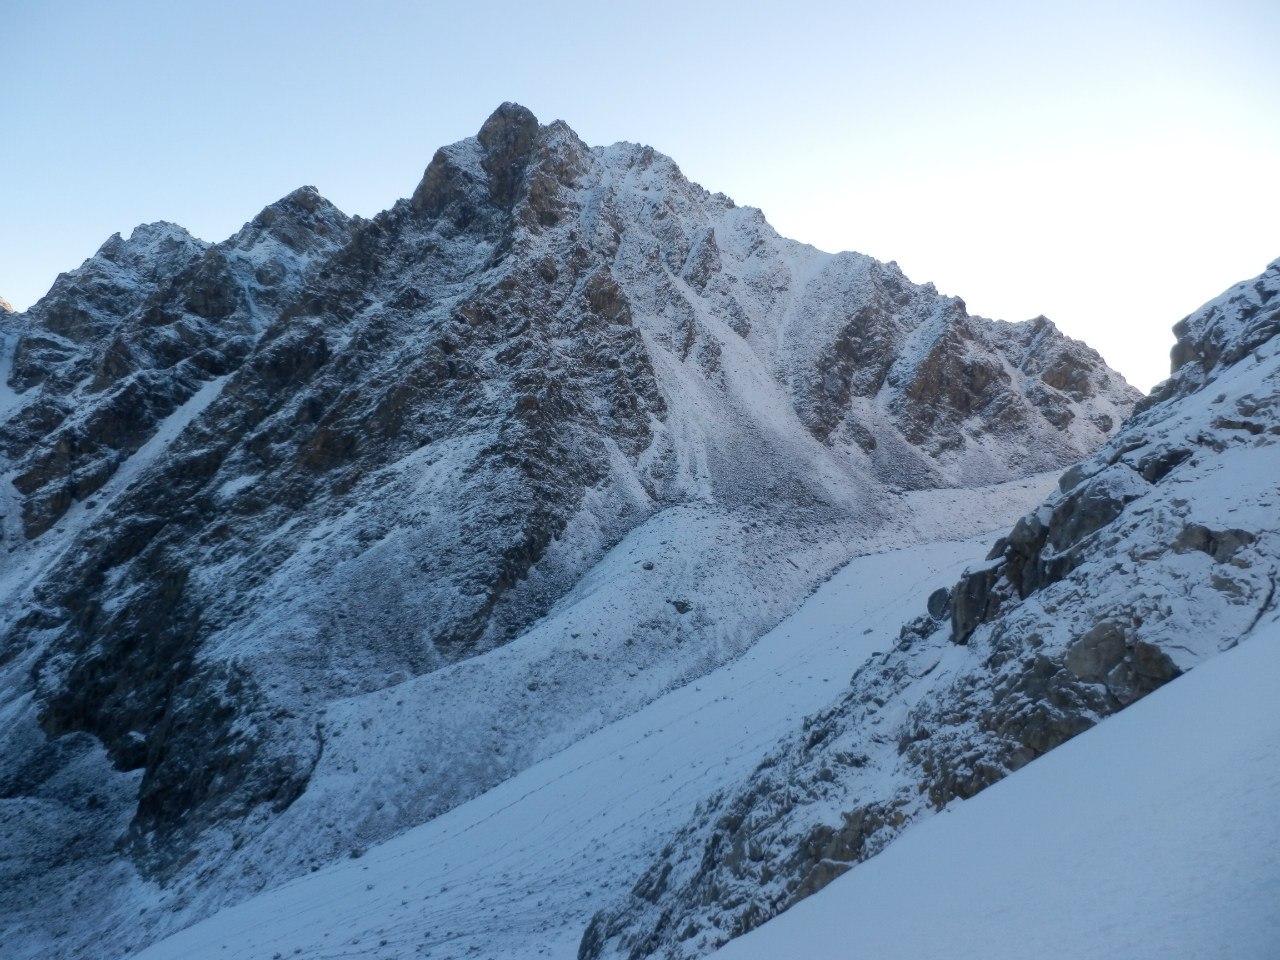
(4, 0), (1278, 391)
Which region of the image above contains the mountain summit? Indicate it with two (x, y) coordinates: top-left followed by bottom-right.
(1, 104), (1136, 959)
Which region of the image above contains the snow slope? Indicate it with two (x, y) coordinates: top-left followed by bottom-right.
(581, 257), (1280, 960)
(713, 617), (1280, 960)
(125, 531), (1020, 960)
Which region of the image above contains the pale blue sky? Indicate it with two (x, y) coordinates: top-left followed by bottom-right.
(4, 0), (1278, 390)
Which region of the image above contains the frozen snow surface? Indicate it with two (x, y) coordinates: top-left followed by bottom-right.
(712, 616), (1280, 960)
(127, 533), (1011, 960)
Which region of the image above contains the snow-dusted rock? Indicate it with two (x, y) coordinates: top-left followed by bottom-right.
(0, 104), (1136, 959)
(2, 191), (352, 537)
(707, 625), (1280, 960)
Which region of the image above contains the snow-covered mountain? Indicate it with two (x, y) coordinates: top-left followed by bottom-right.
(42, 257), (1275, 960)
(584, 258), (1280, 959)
(1, 104), (1140, 959)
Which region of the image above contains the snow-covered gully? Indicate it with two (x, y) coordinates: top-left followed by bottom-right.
(132, 535), (1002, 960)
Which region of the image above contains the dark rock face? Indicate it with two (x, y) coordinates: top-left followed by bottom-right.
(581, 258), (1280, 960)
(1145, 257), (1280, 409)
(2, 193), (353, 539)
(9, 223), (208, 391)
(784, 267), (1134, 486)
(948, 460), (1151, 643)
(0, 104), (1139, 959)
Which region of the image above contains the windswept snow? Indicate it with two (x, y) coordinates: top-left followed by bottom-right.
(713, 618), (1280, 960)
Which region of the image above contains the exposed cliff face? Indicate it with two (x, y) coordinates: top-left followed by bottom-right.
(1146, 257), (1280, 407)
(582, 258), (1280, 960)
(0, 104), (1136, 959)
(2, 192), (352, 538)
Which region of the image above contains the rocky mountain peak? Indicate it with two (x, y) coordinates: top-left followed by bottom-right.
(0, 104), (1146, 960)
(93, 220), (206, 274)
(5, 222), (210, 394)
(478, 99), (539, 138)
(0, 295), (14, 313)
(476, 101), (541, 208)
(409, 102), (590, 232)
(228, 184), (352, 256)
(245, 183), (344, 226)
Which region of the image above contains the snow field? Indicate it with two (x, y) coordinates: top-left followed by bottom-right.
(131, 533), (1008, 960)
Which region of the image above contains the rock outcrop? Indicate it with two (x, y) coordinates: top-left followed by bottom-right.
(0, 104), (1137, 960)
(582, 257), (1280, 960)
